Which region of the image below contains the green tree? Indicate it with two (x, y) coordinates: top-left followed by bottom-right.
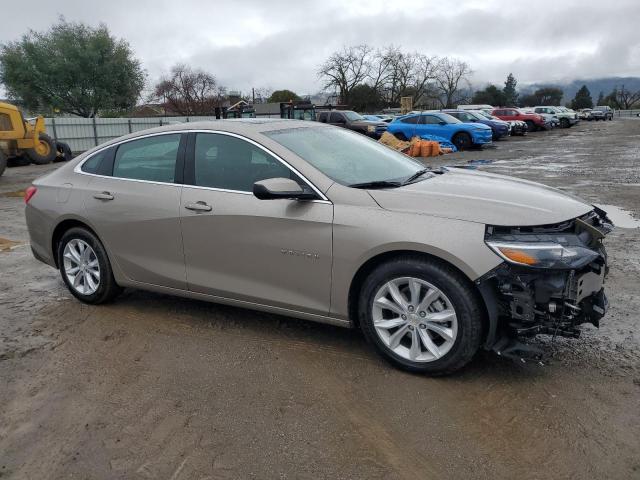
(268, 89), (301, 103)
(348, 84), (384, 112)
(0, 19), (145, 117)
(570, 85), (593, 109)
(602, 88), (620, 109)
(520, 87), (564, 106)
(503, 73), (518, 106)
(471, 84), (506, 106)
(596, 91), (604, 105)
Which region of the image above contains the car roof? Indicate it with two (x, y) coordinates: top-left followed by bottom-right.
(75, 119), (327, 157)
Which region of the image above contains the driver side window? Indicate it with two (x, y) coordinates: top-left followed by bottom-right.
(193, 133), (301, 192)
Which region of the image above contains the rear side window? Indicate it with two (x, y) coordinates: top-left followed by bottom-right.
(113, 134), (181, 183)
(81, 149), (108, 173)
(421, 115), (441, 125)
(329, 112), (344, 123)
(401, 116), (418, 124)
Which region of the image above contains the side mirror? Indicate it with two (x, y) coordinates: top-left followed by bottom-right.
(439, 121), (447, 125)
(335, 118), (346, 124)
(253, 178), (316, 200)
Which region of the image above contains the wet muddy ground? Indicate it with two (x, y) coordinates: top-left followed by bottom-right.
(1, 119), (639, 479)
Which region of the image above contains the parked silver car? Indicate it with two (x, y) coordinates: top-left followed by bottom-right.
(25, 119), (612, 374)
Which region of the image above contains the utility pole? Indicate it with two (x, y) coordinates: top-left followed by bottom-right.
(252, 88), (255, 104)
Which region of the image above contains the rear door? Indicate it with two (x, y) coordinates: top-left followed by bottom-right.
(82, 132), (187, 289)
(329, 111), (347, 128)
(179, 132), (333, 316)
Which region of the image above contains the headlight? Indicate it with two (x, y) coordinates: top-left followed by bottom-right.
(367, 125), (376, 132)
(486, 240), (600, 269)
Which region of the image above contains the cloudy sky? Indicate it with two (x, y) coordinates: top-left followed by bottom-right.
(2, 0), (639, 96)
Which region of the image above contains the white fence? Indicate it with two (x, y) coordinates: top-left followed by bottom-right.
(44, 116), (219, 153)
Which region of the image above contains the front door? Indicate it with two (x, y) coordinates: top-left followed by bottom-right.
(83, 132), (187, 289)
(180, 132), (333, 316)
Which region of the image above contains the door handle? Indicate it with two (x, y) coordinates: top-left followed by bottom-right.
(185, 201), (212, 212)
(93, 191), (114, 201)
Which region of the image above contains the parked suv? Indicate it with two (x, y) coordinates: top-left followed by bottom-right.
(591, 106), (614, 121)
(442, 109), (510, 140)
(491, 108), (547, 132)
(24, 120), (612, 375)
(317, 110), (387, 138)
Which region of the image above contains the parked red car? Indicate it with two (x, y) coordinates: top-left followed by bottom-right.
(491, 108), (547, 132)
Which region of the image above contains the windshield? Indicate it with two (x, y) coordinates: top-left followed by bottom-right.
(343, 111), (364, 121)
(264, 126), (425, 186)
(467, 111), (487, 121)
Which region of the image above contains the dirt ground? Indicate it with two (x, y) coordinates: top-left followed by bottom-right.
(1, 119), (639, 480)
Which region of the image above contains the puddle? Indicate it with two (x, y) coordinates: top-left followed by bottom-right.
(596, 204), (640, 229)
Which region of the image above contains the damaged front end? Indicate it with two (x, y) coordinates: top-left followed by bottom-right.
(478, 207), (613, 361)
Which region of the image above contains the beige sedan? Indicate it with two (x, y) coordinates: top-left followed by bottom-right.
(25, 120), (611, 374)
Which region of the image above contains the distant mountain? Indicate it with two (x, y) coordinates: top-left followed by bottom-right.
(519, 77), (640, 103)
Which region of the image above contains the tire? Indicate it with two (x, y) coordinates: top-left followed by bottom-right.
(54, 141), (73, 162)
(0, 150), (6, 177)
(358, 256), (484, 375)
(26, 133), (57, 165)
(394, 132), (408, 141)
(560, 118), (570, 129)
(452, 132), (472, 151)
(525, 120), (536, 132)
(57, 227), (122, 304)
(7, 154), (31, 167)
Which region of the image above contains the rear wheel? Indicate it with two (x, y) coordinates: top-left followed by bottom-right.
(57, 227), (122, 304)
(54, 141), (73, 162)
(452, 132), (472, 150)
(560, 118), (570, 128)
(0, 150), (6, 177)
(358, 257), (484, 375)
(26, 133), (56, 165)
(394, 132), (407, 141)
(525, 120), (536, 132)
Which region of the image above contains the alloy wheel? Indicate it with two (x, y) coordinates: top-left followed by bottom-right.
(63, 239), (100, 295)
(372, 277), (458, 362)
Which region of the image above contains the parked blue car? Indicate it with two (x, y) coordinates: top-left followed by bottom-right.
(441, 109), (510, 140)
(386, 112), (493, 150)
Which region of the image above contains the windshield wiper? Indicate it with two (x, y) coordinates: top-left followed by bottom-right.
(402, 168), (431, 185)
(348, 180), (402, 189)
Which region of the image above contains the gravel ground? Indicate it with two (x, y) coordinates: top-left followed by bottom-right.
(0, 119), (638, 479)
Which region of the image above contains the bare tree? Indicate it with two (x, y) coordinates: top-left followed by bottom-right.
(433, 58), (472, 108)
(370, 47), (438, 107)
(317, 45), (373, 104)
(615, 84), (640, 110)
(154, 64), (226, 115)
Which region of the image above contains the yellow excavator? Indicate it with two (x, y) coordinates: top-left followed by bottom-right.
(0, 101), (71, 177)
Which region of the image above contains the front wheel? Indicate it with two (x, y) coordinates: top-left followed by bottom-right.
(560, 118), (570, 128)
(358, 257), (484, 375)
(452, 132), (472, 150)
(525, 120), (536, 132)
(26, 133), (57, 165)
(57, 227), (122, 304)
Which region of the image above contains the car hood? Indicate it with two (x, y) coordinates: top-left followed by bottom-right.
(367, 168), (593, 226)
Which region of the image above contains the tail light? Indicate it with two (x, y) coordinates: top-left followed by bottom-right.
(24, 185), (37, 204)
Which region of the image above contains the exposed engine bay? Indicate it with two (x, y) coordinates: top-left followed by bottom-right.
(479, 207), (613, 361)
